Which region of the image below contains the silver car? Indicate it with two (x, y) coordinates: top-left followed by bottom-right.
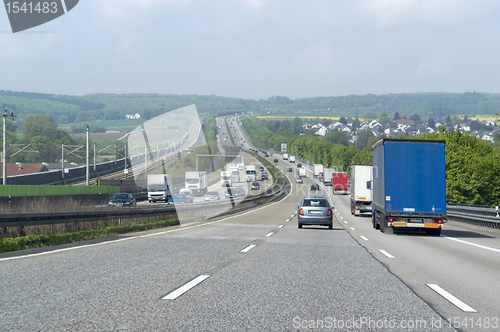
(204, 191), (221, 201)
(179, 188), (195, 203)
(295, 196), (333, 229)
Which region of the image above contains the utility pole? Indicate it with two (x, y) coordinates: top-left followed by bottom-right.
(2, 109), (7, 185)
(124, 144), (128, 179)
(114, 142), (117, 171)
(93, 143), (96, 178)
(3, 109), (15, 185)
(145, 143), (148, 178)
(86, 125), (89, 186)
(61, 144), (65, 185)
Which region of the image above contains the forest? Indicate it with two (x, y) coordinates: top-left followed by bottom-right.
(241, 117), (500, 206)
(2, 90), (500, 129)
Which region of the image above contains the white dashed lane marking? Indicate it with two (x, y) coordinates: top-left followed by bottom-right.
(427, 284), (477, 312)
(379, 250), (395, 259)
(240, 245), (256, 253)
(162, 275), (210, 300)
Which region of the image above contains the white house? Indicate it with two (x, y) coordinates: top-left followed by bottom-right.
(125, 113), (141, 119)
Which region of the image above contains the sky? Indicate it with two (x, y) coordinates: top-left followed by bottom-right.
(1, 0), (500, 100)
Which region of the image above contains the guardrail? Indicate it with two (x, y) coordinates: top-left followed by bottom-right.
(446, 204), (500, 229)
(0, 174), (290, 238)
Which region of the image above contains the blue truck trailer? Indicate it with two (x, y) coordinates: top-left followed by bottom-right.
(372, 139), (446, 235)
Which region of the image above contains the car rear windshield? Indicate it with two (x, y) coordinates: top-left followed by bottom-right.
(303, 199), (327, 207)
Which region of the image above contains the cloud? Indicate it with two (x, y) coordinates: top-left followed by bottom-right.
(359, 0), (475, 27)
(291, 41), (336, 68)
(413, 60), (453, 78)
(240, 0), (264, 9)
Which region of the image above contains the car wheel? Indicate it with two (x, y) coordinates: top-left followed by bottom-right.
(328, 224), (333, 230)
(298, 223), (302, 229)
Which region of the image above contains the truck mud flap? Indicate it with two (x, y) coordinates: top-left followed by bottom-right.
(380, 215), (393, 234)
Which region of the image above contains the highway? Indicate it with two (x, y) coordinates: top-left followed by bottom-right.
(0, 116), (499, 331)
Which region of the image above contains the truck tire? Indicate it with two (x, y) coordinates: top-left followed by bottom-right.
(380, 214), (393, 234)
(373, 211), (380, 229)
(426, 229), (441, 236)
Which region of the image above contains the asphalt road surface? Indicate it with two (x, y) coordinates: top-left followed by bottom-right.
(1, 119), (498, 331)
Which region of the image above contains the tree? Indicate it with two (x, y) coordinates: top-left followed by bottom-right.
(22, 115), (59, 142)
(463, 115), (469, 123)
(427, 118), (436, 128)
(291, 117), (302, 135)
(393, 111), (400, 120)
(410, 113), (422, 125)
(338, 117), (347, 125)
(378, 112), (390, 125)
(353, 116), (360, 130)
(324, 131), (349, 147)
(445, 115), (452, 124)
(355, 129), (374, 150)
(470, 119), (482, 131)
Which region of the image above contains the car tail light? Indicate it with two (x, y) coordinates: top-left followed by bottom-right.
(299, 208), (304, 216)
(327, 209), (332, 216)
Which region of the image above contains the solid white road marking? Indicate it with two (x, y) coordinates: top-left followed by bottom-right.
(162, 275), (210, 300)
(266, 232), (274, 237)
(442, 236), (500, 253)
(426, 284), (477, 312)
(350, 227), (356, 231)
(0, 169), (295, 263)
(379, 250), (395, 259)
(240, 244), (256, 253)
(279, 225), (284, 228)
(360, 236), (369, 241)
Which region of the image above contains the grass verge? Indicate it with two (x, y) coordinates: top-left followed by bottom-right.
(225, 118), (236, 145)
(0, 218), (179, 253)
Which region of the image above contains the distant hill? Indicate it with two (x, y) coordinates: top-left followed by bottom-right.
(1, 90), (499, 126)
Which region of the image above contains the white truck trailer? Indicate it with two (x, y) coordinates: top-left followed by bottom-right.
(313, 164), (323, 178)
(245, 165), (256, 182)
(185, 171), (208, 196)
(221, 171), (232, 187)
(297, 168), (306, 177)
(322, 168), (335, 186)
(229, 166), (240, 183)
(289, 155), (296, 163)
(350, 165), (373, 216)
(147, 174), (172, 203)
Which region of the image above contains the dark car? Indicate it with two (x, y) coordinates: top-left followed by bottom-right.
(264, 154), (269, 157)
(297, 163), (302, 168)
(261, 172), (269, 180)
(274, 159), (278, 163)
(295, 196), (333, 229)
(251, 182), (260, 190)
(287, 167), (293, 172)
(259, 166), (265, 172)
(310, 183), (319, 191)
(108, 193), (136, 207)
